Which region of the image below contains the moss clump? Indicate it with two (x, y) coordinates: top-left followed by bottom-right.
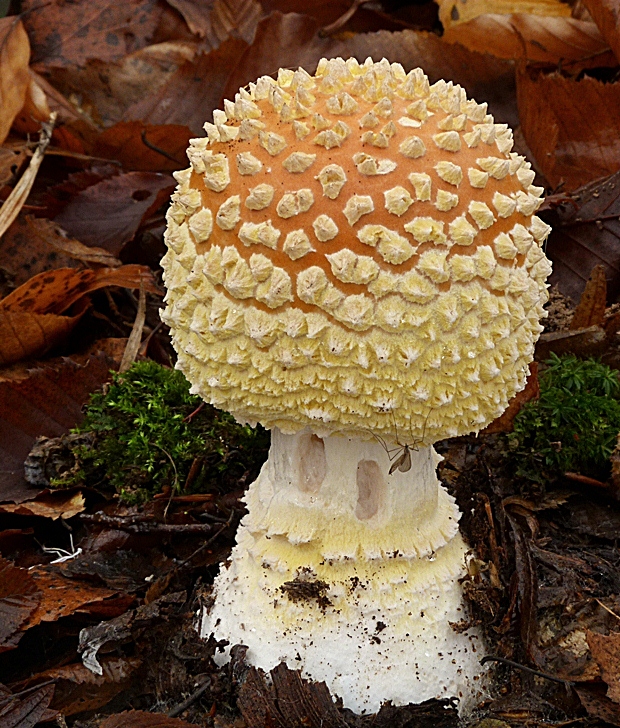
(53, 360), (270, 503)
(508, 354), (620, 483)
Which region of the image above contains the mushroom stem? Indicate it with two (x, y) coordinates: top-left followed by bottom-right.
(203, 428), (486, 712)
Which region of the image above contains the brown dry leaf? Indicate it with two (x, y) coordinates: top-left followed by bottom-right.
(0, 216), (119, 288)
(0, 491), (85, 520)
(0, 556), (40, 651)
(100, 709), (198, 728)
(93, 122), (191, 172)
(0, 143), (28, 187)
(0, 18), (30, 145)
(576, 687), (620, 727)
(122, 40), (248, 135)
(22, 567), (119, 630)
(224, 13), (518, 126)
(0, 306), (86, 367)
(438, 0), (571, 26)
(0, 265), (159, 315)
(517, 65), (620, 190)
(587, 630), (620, 702)
(543, 171), (620, 303)
(0, 340), (124, 504)
(441, 14), (608, 63)
(18, 657), (140, 716)
(45, 42), (200, 129)
(482, 363), (539, 434)
(570, 264), (607, 329)
(166, 0), (261, 47)
(0, 683), (55, 728)
(54, 172), (174, 253)
(581, 0), (620, 62)
(23, 0), (160, 68)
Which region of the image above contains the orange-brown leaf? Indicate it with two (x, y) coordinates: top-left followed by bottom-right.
(0, 308), (84, 366)
(0, 143), (27, 187)
(0, 491), (85, 520)
(581, 0), (620, 63)
(517, 65), (620, 190)
(93, 122), (192, 172)
(0, 17), (30, 145)
(442, 14), (608, 63)
(570, 264), (607, 329)
(0, 265), (159, 315)
(587, 630), (620, 703)
(22, 567), (119, 630)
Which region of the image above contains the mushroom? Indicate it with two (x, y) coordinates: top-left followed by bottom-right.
(161, 57), (552, 713)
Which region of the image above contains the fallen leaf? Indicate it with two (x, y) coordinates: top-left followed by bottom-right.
(0, 683), (55, 728)
(92, 122), (192, 172)
(0, 340), (124, 503)
(570, 264), (607, 329)
(99, 709), (198, 728)
(45, 41), (200, 129)
(23, 0), (160, 68)
(587, 631), (620, 702)
(15, 657), (140, 716)
(0, 491), (85, 520)
(22, 567), (119, 630)
(0, 305), (86, 368)
(0, 556), (40, 651)
(122, 40), (248, 135)
(0, 143), (28, 187)
(543, 171), (620, 303)
(54, 172), (174, 253)
(577, 686), (620, 727)
(224, 12), (518, 126)
(0, 265), (159, 315)
(0, 216), (120, 288)
(437, 0), (572, 26)
(0, 17), (30, 145)
(581, 0), (620, 62)
(517, 65), (620, 190)
(482, 362), (539, 434)
(441, 14), (609, 64)
(166, 0), (261, 47)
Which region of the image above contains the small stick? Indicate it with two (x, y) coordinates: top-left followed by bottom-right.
(480, 655), (574, 687)
(319, 0), (369, 37)
(0, 113), (56, 237)
(140, 129), (183, 164)
(167, 678), (211, 717)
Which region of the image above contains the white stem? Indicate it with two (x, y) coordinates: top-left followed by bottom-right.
(203, 429), (486, 713)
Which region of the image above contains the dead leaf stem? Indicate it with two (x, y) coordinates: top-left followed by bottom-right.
(0, 113), (56, 239)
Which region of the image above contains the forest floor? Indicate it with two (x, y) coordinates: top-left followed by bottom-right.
(3, 1), (620, 726)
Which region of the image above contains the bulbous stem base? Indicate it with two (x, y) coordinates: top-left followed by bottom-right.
(202, 429), (486, 713)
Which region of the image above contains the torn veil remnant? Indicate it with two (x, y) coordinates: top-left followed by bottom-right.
(161, 57), (552, 713)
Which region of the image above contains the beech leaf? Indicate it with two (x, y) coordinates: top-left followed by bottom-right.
(0, 17), (30, 145)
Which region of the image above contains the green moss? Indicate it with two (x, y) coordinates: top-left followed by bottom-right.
(52, 361), (270, 503)
(507, 354), (620, 483)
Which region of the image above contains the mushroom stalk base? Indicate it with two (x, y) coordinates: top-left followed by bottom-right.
(202, 429), (486, 713)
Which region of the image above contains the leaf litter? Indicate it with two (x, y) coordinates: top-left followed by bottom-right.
(3, 1), (620, 727)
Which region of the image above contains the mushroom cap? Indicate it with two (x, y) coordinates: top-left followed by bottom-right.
(161, 57), (552, 443)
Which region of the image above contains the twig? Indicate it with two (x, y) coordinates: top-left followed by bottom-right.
(167, 678), (211, 717)
(119, 281), (147, 373)
(140, 129), (183, 164)
(595, 598), (620, 621)
(480, 655), (574, 687)
(0, 113), (56, 238)
(319, 0), (370, 37)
